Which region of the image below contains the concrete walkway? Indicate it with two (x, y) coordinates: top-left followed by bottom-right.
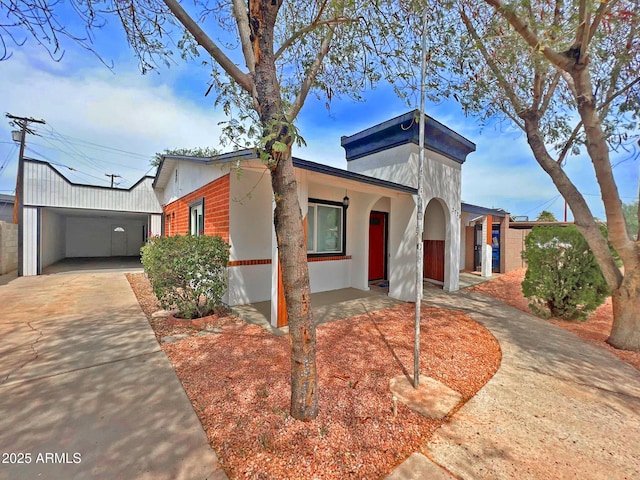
(414, 288), (640, 480)
(0, 272), (225, 480)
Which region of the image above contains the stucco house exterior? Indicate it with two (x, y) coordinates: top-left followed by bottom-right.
(154, 111), (478, 327)
(16, 110), (508, 329)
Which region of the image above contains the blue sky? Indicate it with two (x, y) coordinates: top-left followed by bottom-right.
(0, 10), (638, 222)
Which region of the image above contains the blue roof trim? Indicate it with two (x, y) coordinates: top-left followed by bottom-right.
(461, 202), (508, 217)
(340, 110), (476, 164)
(292, 157), (417, 194)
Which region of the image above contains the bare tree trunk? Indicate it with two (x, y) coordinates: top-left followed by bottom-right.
(271, 150), (318, 420)
(568, 65), (640, 351)
(609, 265), (640, 349)
(250, 0), (318, 420)
(522, 110), (640, 351)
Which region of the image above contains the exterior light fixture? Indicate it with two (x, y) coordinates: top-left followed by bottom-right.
(343, 195), (350, 209)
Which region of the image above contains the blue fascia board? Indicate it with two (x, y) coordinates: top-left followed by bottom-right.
(341, 110), (476, 164)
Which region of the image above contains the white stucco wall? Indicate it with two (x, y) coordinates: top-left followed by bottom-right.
(40, 209), (66, 269)
(347, 144), (418, 188)
(424, 199), (446, 240)
(388, 195), (417, 302)
(348, 144), (462, 292)
(227, 167), (274, 307)
(229, 168), (273, 261)
(162, 161), (229, 206)
(309, 260), (351, 292)
(227, 264), (271, 305)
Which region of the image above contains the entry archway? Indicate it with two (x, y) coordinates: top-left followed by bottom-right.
(424, 198), (447, 284)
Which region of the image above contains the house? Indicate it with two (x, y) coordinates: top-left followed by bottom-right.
(153, 110), (479, 327)
(17, 159), (163, 275)
(16, 110), (506, 329)
(0, 194), (15, 223)
(460, 202), (510, 275)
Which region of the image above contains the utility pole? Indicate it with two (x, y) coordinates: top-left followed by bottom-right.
(105, 173), (121, 188)
(6, 114), (46, 277)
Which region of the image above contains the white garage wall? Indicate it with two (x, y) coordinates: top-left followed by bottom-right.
(66, 217), (147, 257)
(40, 209), (66, 269)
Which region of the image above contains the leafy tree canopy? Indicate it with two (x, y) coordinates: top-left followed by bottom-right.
(152, 146), (220, 167)
(537, 210), (558, 222)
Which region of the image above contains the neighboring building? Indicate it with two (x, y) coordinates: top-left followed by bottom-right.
(460, 203), (510, 275)
(154, 110), (478, 327)
(18, 159), (163, 276)
(0, 194), (15, 223)
(503, 220), (575, 272)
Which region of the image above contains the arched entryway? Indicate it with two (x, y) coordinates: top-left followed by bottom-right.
(424, 198), (447, 284)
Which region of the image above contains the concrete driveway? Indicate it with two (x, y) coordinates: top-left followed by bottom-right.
(423, 288), (640, 480)
(0, 272), (225, 480)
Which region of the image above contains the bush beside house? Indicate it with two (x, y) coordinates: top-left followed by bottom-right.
(521, 225), (609, 321)
(141, 235), (230, 319)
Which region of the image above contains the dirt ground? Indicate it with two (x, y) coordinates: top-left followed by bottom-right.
(127, 273), (501, 479)
(469, 268), (640, 371)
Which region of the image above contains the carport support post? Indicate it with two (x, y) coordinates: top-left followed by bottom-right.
(414, 8), (428, 389)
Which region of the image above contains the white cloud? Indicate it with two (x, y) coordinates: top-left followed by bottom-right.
(0, 49), (225, 189)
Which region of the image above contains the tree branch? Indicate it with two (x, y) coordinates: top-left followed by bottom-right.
(540, 71), (561, 116)
(557, 120), (583, 165)
(232, 0), (255, 75)
(600, 76), (640, 119)
(483, 0), (572, 70)
(588, 0), (619, 43)
(162, 0), (254, 93)
(459, 6), (525, 115)
(286, 24), (335, 122)
(274, 16), (355, 61)
(576, 0), (590, 64)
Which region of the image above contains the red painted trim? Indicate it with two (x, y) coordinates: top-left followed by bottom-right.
(228, 259), (272, 266)
(307, 255), (352, 262)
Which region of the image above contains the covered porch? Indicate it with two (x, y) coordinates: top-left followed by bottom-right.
(232, 271), (493, 335)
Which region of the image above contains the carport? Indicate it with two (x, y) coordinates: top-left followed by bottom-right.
(19, 159), (163, 276)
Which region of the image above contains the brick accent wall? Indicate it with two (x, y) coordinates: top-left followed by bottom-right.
(504, 228), (531, 272)
(163, 174), (230, 242)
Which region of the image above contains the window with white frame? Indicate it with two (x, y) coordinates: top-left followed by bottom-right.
(190, 199), (204, 236)
(307, 200), (345, 255)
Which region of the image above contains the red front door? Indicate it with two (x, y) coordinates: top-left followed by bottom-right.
(368, 211), (387, 281)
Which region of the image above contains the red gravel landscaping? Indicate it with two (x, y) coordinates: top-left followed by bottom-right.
(127, 273), (501, 479)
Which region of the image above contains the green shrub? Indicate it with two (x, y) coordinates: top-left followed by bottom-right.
(521, 225), (608, 320)
(141, 234), (230, 319)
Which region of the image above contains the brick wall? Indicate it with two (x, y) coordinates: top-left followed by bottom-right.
(0, 221), (18, 274)
(504, 227), (531, 272)
(163, 174), (230, 242)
